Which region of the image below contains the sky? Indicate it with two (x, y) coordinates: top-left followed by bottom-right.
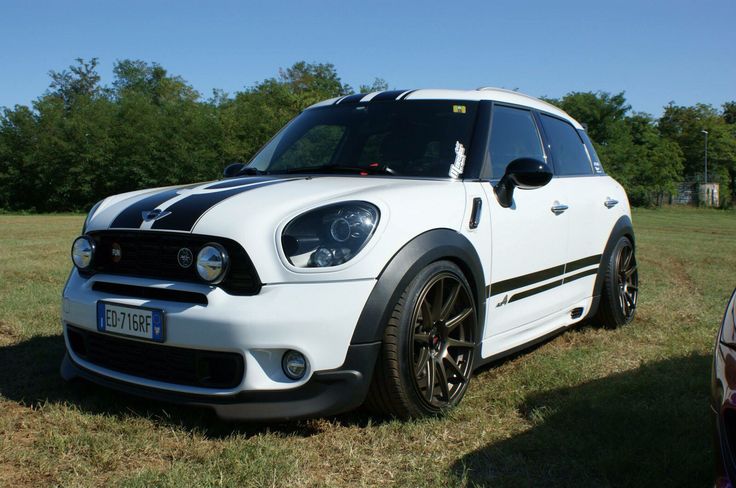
(1, 0), (733, 116)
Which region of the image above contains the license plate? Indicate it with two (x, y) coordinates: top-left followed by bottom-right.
(96, 301), (165, 342)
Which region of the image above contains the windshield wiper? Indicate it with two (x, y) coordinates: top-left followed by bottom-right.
(236, 166), (268, 176)
(279, 165), (397, 176)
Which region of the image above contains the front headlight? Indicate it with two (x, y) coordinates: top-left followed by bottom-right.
(71, 236), (96, 270)
(281, 202), (379, 268)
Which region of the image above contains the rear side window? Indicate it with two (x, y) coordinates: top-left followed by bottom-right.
(578, 130), (605, 174)
(539, 114), (593, 176)
(488, 105), (546, 179)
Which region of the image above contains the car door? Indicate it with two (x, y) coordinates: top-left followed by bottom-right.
(482, 105), (572, 340)
(537, 114), (613, 305)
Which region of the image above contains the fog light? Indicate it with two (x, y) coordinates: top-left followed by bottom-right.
(196, 243), (229, 284)
(71, 236), (95, 270)
(282, 350), (307, 380)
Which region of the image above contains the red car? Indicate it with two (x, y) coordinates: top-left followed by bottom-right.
(713, 288), (736, 487)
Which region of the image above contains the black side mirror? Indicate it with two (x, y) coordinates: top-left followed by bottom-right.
(223, 162), (246, 178)
(494, 158), (553, 208)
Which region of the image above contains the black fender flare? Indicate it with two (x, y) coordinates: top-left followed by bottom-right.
(587, 214), (636, 319)
(350, 228), (487, 345)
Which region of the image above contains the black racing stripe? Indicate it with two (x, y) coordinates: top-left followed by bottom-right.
(562, 267), (598, 284)
(371, 90), (410, 101)
(204, 176), (276, 190)
(490, 265), (565, 297)
(509, 280), (564, 303)
(337, 93), (366, 104)
(151, 180), (289, 231)
(565, 254), (602, 273)
(396, 89), (417, 100)
(110, 188), (183, 229)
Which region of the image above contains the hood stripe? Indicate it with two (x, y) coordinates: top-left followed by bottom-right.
(150, 179), (294, 231)
(109, 188), (184, 229)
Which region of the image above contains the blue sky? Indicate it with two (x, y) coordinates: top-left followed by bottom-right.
(1, 0), (733, 116)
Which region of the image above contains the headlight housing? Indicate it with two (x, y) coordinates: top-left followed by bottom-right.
(281, 202), (379, 268)
(71, 236), (96, 270)
(196, 243), (229, 283)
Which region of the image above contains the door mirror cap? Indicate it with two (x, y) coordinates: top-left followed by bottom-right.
(494, 158), (553, 208)
(223, 162), (246, 178)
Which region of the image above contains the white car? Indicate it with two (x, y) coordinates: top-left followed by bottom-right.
(61, 88), (638, 420)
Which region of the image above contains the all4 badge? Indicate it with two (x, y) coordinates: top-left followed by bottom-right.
(448, 141), (466, 179)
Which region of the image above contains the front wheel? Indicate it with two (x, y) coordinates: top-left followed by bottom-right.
(366, 260), (477, 418)
(595, 236), (638, 328)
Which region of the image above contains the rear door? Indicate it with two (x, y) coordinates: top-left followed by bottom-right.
(482, 105), (571, 339)
(537, 114), (611, 305)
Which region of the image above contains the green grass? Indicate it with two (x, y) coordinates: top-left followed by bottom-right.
(1, 206), (734, 487)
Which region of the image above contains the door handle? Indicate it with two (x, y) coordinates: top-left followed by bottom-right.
(604, 198), (619, 209)
(550, 203), (569, 215)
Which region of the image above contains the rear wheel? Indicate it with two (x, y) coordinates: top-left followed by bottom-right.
(596, 236), (638, 328)
(366, 260), (476, 418)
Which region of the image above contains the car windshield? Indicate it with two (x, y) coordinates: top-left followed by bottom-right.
(247, 100), (479, 178)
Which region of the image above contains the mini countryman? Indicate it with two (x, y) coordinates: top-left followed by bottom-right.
(61, 88), (638, 420)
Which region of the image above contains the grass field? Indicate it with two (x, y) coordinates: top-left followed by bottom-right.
(1, 207), (735, 487)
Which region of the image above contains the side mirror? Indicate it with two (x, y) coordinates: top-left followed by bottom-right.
(223, 162), (246, 178)
(494, 158), (553, 208)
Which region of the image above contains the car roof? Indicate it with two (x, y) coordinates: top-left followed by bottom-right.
(308, 87), (583, 130)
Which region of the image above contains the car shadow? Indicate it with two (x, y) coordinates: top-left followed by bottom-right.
(0, 334), (388, 438)
(451, 353), (714, 487)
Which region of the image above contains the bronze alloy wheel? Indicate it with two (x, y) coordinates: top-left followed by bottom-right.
(409, 272), (475, 408)
(366, 260), (478, 418)
(615, 239), (638, 320)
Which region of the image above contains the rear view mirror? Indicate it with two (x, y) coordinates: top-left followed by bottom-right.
(494, 158), (553, 208)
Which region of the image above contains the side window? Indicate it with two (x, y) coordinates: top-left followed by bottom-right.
(488, 106), (546, 179)
(578, 130), (605, 174)
(539, 115), (593, 176)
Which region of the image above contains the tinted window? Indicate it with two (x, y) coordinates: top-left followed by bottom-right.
(539, 114), (593, 175)
(488, 106), (545, 179)
(578, 130), (605, 174)
(249, 101), (478, 178)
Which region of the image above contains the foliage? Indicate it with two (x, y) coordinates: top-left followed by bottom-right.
(0, 59), (734, 210)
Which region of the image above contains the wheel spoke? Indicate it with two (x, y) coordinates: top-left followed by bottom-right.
(420, 298), (434, 326)
(625, 264), (638, 278)
(447, 337), (475, 349)
(431, 278), (444, 323)
(415, 347), (429, 372)
(425, 357), (436, 402)
(414, 333), (431, 344)
(445, 356), (467, 383)
(436, 358), (450, 400)
(440, 283), (461, 321)
(446, 307), (472, 332)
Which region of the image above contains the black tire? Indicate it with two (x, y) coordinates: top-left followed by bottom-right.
(366, 260), (477, 418)
(595, 236), (638, 328)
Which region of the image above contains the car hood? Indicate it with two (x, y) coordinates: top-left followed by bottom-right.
(85, 175), (467, 283)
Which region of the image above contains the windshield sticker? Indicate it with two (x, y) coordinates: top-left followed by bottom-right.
(449, 141), (466, 179)
(453, 105), (466, 114)
(593, 161), (603, 173)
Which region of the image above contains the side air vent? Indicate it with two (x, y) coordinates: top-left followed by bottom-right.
(571, 307), (584, 319)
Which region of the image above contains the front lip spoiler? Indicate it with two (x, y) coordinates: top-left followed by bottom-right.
(61, 342), (380, 422)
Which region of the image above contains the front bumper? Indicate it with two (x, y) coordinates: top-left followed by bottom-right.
(61, 341), (380, 421)
(61, 270), (380, 419)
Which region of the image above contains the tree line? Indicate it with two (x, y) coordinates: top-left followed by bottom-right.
(0, 58), (733, 211)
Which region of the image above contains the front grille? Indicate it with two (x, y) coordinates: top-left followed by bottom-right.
(92, 281), (208, 305)
(85, 231), (261, 295)
(67, 325), (245, 389)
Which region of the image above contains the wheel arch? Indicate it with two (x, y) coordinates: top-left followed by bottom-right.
(350, 228), (487, 345)
(586, 214), (635, 320)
